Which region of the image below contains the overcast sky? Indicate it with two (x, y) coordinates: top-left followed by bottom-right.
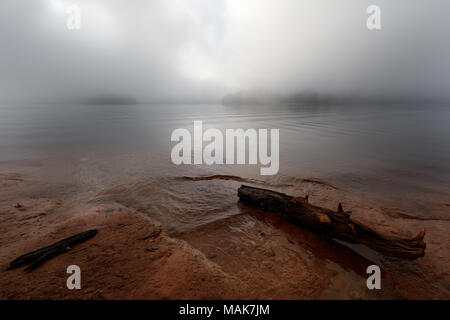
(1, 0), (449, 103)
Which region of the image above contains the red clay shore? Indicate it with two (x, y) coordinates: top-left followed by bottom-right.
(0, 171), (449, 299)
(0, 193), (245, 299)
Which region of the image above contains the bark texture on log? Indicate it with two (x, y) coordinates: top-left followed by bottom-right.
(238, 185), (426, 260)
(7, 229), (98, 272)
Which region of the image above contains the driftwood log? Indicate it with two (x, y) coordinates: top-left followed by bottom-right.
(238, 185), (426, 260)
(7, 229), (98, 272)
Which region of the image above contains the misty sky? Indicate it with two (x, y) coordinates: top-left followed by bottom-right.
(1, 0), (449, 103)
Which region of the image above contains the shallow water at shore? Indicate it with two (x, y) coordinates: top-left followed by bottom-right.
(0, 102), (449, 298)
(1, 102), (449, 192)
(1, 102), (449, 221)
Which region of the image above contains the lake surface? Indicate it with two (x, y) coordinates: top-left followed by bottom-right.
(1, 102), (449, 298)
(1, 102), (449, 196)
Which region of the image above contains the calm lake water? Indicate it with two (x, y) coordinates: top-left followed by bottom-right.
(1, 102), (449, 189)
(1, 102), (449, 298)
(1, 102), (450, 226)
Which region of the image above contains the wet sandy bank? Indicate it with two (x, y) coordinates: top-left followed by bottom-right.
(0, 170), (448, 299)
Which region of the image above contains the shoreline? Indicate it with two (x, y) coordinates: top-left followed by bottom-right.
(0, 169), (449, 299)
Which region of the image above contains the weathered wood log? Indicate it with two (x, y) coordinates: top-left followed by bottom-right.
(238, 185), (426, 260)
(7, 229), (98, 272)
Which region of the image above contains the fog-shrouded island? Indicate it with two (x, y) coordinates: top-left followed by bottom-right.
(222, 90), (450, 106)
(82, 94), (138, 105)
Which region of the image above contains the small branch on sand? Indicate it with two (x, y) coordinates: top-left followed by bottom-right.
(7, 229), (98, 272)
(238, 185), (426, 260)
(138, 227), (162, 240)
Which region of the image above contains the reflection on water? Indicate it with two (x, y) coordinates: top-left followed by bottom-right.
(0, 102), (449, 298)
(2, 103), (450, 181)
(1, 102), (449, 212)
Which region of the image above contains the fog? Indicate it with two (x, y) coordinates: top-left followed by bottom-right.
(1, 0), (449, 103)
